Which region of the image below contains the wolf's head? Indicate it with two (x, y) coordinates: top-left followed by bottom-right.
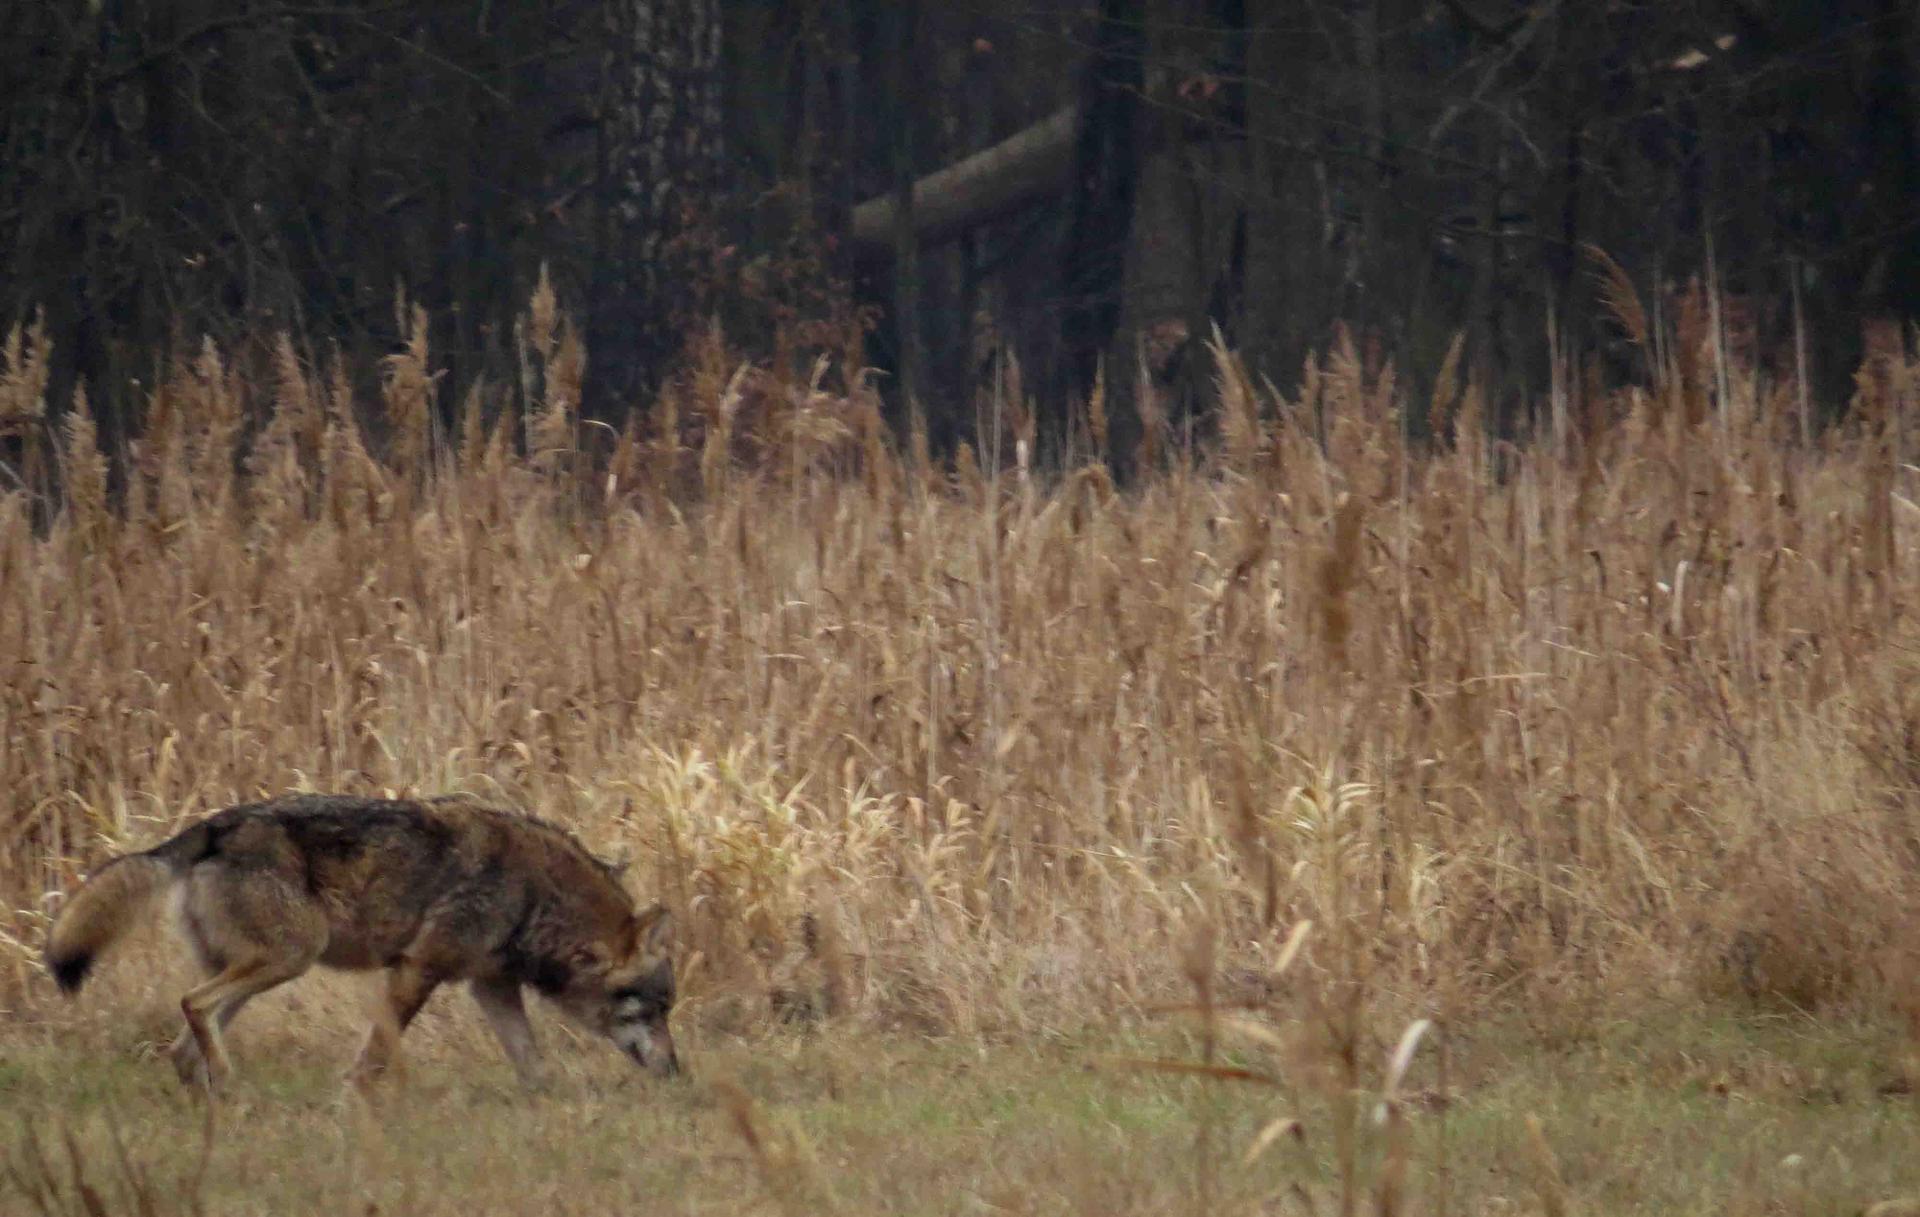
(557, 902), (681, 1077)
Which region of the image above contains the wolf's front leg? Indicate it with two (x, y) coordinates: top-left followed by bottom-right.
(347, 961), (439, 1089)
(470, 978), (543, 1089)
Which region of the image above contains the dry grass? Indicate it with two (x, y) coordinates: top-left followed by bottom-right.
(1, 288), (1919, 1209)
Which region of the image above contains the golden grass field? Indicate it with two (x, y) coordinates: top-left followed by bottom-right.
(2, 289), (1919, 1213)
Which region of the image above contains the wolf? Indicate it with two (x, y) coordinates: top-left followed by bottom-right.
(43, 793), (680, 1090)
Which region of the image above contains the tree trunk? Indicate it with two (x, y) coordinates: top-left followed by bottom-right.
(592, 0), (724, 417)
(1862, 0), (1920, 321)
(1353, 0), (1386, 333)
(1241, 0), (1286, 385)
(887, 0), (925, 412)
(1113, 0), (1229, 459)
(1059, 0), (1145, 413)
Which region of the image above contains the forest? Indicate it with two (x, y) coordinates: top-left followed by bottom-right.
(5, 1), (1917, 461)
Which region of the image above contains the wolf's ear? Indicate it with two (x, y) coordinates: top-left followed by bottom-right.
(634, 903), (674, 955)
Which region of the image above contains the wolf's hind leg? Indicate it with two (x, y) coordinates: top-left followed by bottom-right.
(167, 940), (257, 1086)
(347, 961), (439, 1087)
(178, 950), (318, 1090)
(173, 868), (328, 1091)
(168, 987), (251, 1087)
(471, 979), (541, 1087)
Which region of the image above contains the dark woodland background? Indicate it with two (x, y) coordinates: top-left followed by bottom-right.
(4, 0), (1918, 466)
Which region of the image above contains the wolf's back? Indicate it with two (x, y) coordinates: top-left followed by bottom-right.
(44, 825), (205, 993)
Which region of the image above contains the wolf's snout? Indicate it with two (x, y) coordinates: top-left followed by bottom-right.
(619, 1023), (681, 1077)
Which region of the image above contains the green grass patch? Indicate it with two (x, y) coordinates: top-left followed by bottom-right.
(1, 1004), (1915, 1215)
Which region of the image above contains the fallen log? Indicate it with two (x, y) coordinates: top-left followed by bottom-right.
(848, 104), (1080, 257)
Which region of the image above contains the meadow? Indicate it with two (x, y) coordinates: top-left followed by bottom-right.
(1, 285), (1918, 1214)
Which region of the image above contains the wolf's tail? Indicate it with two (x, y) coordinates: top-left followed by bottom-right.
(45, 852), (179, 994)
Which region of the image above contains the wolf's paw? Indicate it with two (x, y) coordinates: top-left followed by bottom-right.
(508, 1069), (556, 1099)
(169, 1037), (210, 1089)
(344, 1053), (405, 1096)
(169, 1035), (230, 1095)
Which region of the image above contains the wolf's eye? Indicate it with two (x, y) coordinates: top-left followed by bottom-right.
(616, 994), (667, 1023)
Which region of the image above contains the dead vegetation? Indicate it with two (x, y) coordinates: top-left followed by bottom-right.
(2, 281), (1918, 1055)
